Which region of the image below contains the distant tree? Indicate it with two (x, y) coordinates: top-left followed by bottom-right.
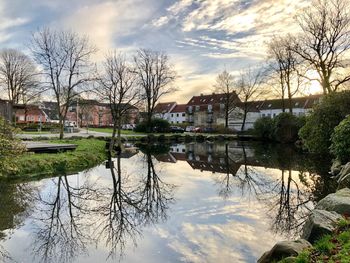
(134, 49), (176, 132)
(31, 28), (96, 139)
(98, 52), (139, 152)
(0, 49), (40, 122)
(235, 67), (264, 131)
(267, 36), (303, 113)
(293, 0), (350, 94)
(214, 70), (237, 128)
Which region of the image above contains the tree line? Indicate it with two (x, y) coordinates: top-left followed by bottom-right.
(214, 0), (350, 130)
(0, 29), (176, 143)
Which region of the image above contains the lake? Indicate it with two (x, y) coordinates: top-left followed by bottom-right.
(0, 141), (336, 263)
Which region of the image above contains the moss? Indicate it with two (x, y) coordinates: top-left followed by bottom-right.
(279, 218), (350, 263)
(5, 138), (107, 180)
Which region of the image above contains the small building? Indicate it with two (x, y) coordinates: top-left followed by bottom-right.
(15, 105), (48, 124)
(153, 102), (177, 122)
(169, 104), (187, 124)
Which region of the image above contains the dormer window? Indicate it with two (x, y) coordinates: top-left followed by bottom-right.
(268, 104), (272, 108)
(295, 102), (299, 106)
(210, 98), (214, 101)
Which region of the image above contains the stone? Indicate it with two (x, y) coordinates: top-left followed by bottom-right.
(257, 239), (311, 263)
(330, 160), (343, 176)
(315, 188), (350, 215)
(301, 209), (342, 243)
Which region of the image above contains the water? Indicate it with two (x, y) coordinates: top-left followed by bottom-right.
(0, 142), (336, 263)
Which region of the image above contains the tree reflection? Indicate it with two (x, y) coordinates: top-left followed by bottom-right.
(95, 150), (175, 259)
(0, 180), (35, 262)
(31, 175), (99, 263)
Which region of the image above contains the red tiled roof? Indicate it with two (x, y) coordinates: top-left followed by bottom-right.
(154, 102), (176, 114)
(170, 104), (187, 113)
(186, 93), (240, 106)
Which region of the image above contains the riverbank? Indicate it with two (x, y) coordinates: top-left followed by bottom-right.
(5, 138), (107, 180)
(258, 186), (350, 262)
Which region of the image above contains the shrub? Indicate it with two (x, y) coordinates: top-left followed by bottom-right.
(134, 118), (170, 133)
(273, 112), (302, 143)
(253, 117), (274, 140)
(0, 117), (25, 176)
(330, 115), (350, 162)
(299, 91), (350, 154)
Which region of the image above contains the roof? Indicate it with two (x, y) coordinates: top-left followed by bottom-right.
(154, 102), (176, 114)
(256, 94), (322, 111)
(170, 104), (187, 113)
(186, 92), (240, 106)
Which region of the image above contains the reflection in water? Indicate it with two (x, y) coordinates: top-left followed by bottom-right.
(0, 142), (336, 262)
(31, 175), (99, 263)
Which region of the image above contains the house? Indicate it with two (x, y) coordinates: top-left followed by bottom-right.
(65, 99), (139, 127)
(257, 94), (322, 118)
(153, 102), (177, 122)
(15, 104), (48, 124)
(40, 101), (60, 123)
(186, 92), (240, 127)
(228, 94), (323, 131)
(169, 104), (187, 124)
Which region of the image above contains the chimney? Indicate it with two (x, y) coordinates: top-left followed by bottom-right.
(200, 93), (203, 96)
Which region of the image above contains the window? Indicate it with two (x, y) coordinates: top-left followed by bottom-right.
(182, 149), (185, 153)
(171, 114), (173, 117)
(195, 106), (200, 111)
(182, 113), (185, 117)
(177, 113), (179, 117)
(262, 113), (266, 117)
(208, 104), (212, 111)
(267, 113), (271, 118)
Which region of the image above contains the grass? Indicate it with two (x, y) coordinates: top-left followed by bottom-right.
(87, 127), (144, 135)
(280, 218), (350, 263)
(6, 138), (107, 180)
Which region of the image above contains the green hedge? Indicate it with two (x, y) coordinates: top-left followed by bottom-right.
(331, 115), (350, 163)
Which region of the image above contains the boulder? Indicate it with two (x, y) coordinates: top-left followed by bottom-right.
(315, 188), (350, 215)
(257, 239), (311, 263)
(330, 160), (342, 176)
(301, 209), (342, 243)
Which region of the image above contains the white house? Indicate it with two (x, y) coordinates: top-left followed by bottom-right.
(169, 104), (187, 124)
(153, 102), (177, 122)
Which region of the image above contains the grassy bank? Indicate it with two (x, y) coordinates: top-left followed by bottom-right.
(280, 218), (350, 263)
(9, 138), (107, 180)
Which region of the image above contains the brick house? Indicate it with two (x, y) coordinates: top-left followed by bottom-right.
(66, 100), (139, 127)
(15, 104), (48, 124)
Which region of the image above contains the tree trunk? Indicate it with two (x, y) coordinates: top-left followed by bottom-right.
(241, 106), (247, 132)
(59, 117), (64, 139)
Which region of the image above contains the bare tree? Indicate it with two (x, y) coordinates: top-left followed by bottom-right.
(214, 70), (238, 128)
(31, 28), (97, 139)
(0, 49), (40, 122)
(134, 49), (176, 132)
(267, 36), (303, 113)
(98, 52), (139, 152)
(293, 0), (350, 94)
(235, 68), (264, 131)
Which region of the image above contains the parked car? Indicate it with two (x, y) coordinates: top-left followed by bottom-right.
(185, 126), (195, 132)
(121, 124), (135, 130)
(169, 126), (185, 133)
(203, 127), (216, 133)
(193, 127), (202, 133)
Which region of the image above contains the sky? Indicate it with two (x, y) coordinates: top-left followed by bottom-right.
(0, 0), (313, 103)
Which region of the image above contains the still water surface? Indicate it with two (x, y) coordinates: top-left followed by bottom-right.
(0, 142), (335, 263)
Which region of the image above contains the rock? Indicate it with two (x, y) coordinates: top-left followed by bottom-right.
(330, 160), (343, 176)
(301, 209), (342, 243)
(257, 239), (311, 263)
(315, 188), (350, 215)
